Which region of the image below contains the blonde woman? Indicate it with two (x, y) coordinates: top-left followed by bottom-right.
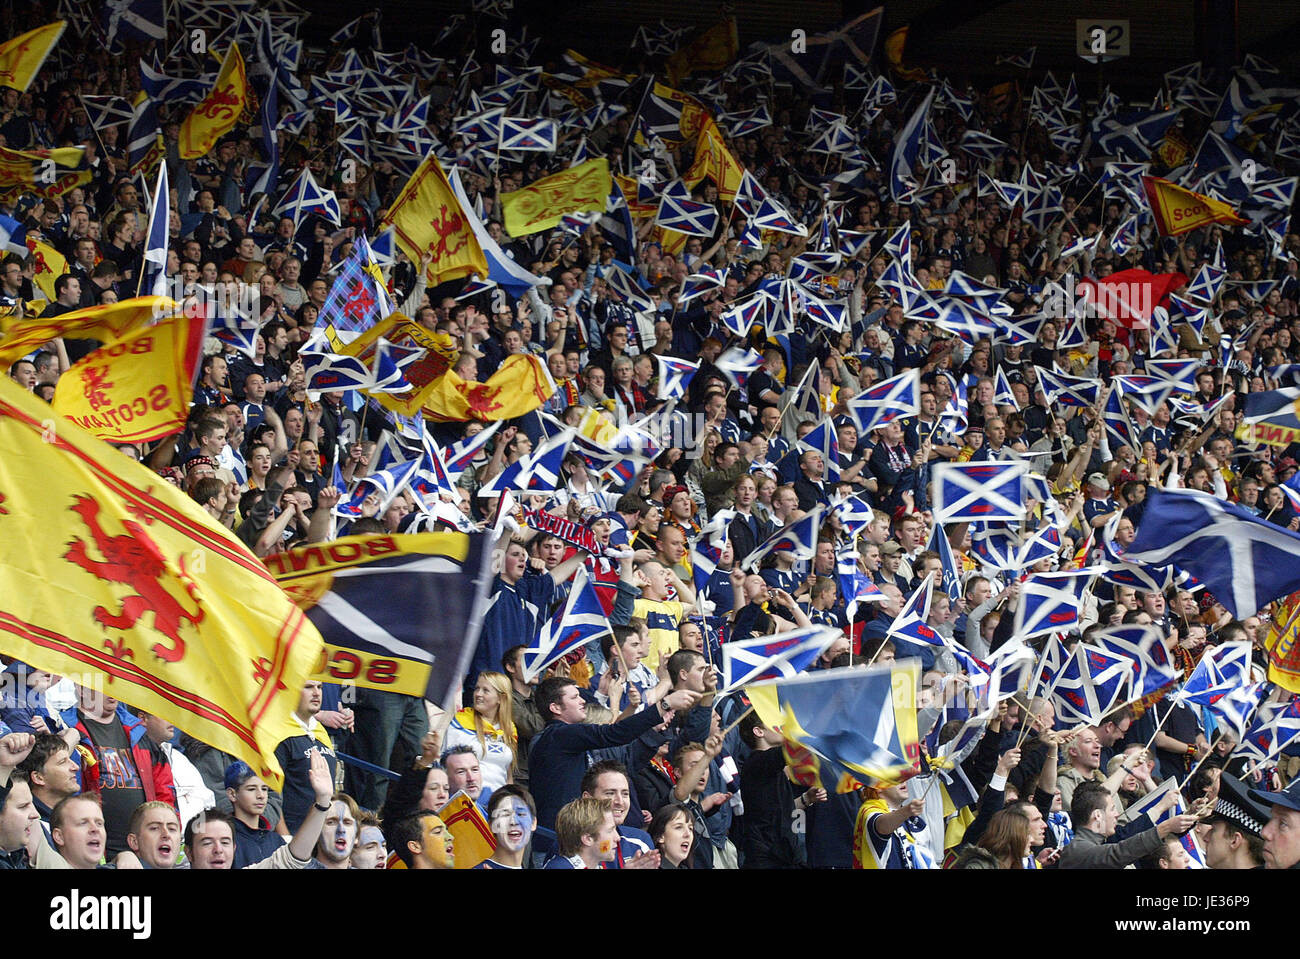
(444, 671), (517, 792)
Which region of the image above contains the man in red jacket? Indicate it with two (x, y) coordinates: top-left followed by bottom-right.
(62, 686), (175, 859)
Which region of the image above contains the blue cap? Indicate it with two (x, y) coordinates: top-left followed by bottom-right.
(1250, 777), (1300, 814)
(223, 760), (256, 790)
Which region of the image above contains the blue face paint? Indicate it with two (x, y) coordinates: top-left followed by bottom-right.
(491, 799), (534, 851)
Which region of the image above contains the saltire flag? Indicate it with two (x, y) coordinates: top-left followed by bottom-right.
(498, 116), (558, 152)
(1120, 778), (1207, 868)
(0, 21), (67, 93)
(476, 428), (574, 497)
(846, 368), (920, 434)
(523, 564), (611, 682)
(837, 544), (884, 622)
(1144, 358), (1202, 391)
(1014, 569), (1095, 639)
(830, 494), (875, 541)
(410, 435), (457, 510)
(0, 212), (25, 257)
(907, 293), (999, 344)
(137, 158), (169, 298)
(973, 642), (1037, 712)
(178, 44), (248, 160)
(52, 312), (206, 444)
(797, 420), (841, 484)
(1125, 488), (1300, 617)
(103, 0), (165, 46)
(1236, 695), (1300, 763)
(992, 367), (1019, 409)
(1109, 214), (1140, 257)
(0, 374), (324, 789)
(691, 509), (732, 596)
(889, 573), (942, 649)
(443, 421), (502, 482)
(742, 505), (827, 570)
(269, 532), (494, 706)
(656, 188), (719, 238)
(747, 661), (924, 788)
(80, 95), (133, 132)
(1205, 682), (1269, 741)
(602, 264), (655, 311)
(1090, 623), (1181, 702)
(1048, 643), (1132, 726)
(300, 350), (375, 392)
(139, 57), (212, 105)
(1113, 375), (1184, 418)
(720, 626), (840, 693)
(1263, 591), (1300, 694)
(125, 90), (165, 179)
(334, 457), (421, 521)
(958, 130), (1010, 161)
(889, 88), (937, 202)
(931, 462), (1027, 523)
(715, 346), (764, 390)
(1184, 263), (1226, 304)
(677, 267), (725, 306)
(655, 355), (698, 401)
(1175, 642), (1254, 708)
(1237, 387), (1300, 448)
(1035, 366), (1102, 408)
(275, 167), (340, 228)
(365, 337), (420, 395)
(315, 235), (395, 336)
(447, 168), (546, 299)
(926, 522), (962, 603)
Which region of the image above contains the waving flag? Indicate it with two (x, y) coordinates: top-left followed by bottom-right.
(678, 268), (725, 306)
(365, 338), (420, 395)
(655, 355), (699, 400)
(837, 544), (884, 622)
(931, 462), (1027, 523)
(1237, 696), (1300, 763)
(926, 522), (962, 603)
(1120, 778), (1207, 867)
(498, 117), (558, 152)
(1238, 387), (1300, 447)
(742, 505), (826, 570)
(476, 428), (573, 497)
(889, 573), (941, 648)
(656, 187), (719, 237)
(721, 626), (841, 692)
(1091, 624), (1181, 701)
(1176, 642), (1254, 707)
(0, 21), (66, 93)
(523, 565), (611, 682)
(1207, 683), (1269, 740)
(1035, 366), (1102, 408)
(275, 167), (341, 228)
(797, 421), (841, 484)
(602, 264), (655, 311)
(178, 44), (248, 160)
(1049, 643), (1132, 726)
(443, 422), (502, 482)
(335, 457), (421, 521)
(1015, 569), (1095, 639)
(316, 235), (395, 336)
(410, 435), (457, 509)
(382, 155), (489, 288)
(715, 346), (764, 390)
(690, 509), (733, 596)
(1143, 175), (1248, 235)
(1126, 489), (1300, 617)
(846, 368), (921, 434)
(137, 159), (169, 298)
(889, 88), (937, 202)
(300, 350), (374, 392)
(974, 642), (1037, 711)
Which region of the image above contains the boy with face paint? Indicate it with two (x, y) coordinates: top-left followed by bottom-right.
(545, 797), (618, 869)
(308, 794), (360, 869)
(392, 812), (455, 869)
(351, 810), (387, 869)
(476, 785), (537, 869)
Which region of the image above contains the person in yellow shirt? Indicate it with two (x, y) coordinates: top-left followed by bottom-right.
(612, 551), (696, 672)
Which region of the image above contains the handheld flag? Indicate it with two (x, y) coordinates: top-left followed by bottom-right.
(0, 21), (67, 94)
(846, 368), (921, 434)
(138, 159), (169, 298)
(1015, 570), (1095, 639)
(381, 153), (489, 287)
(523, 565), (611, 682)
(501, 157), (611, 236)
(742, 505), (826, 570)
(178, 45), (249, 159)
(889, 573), (941, 648)
(655, 355), (698, 401)
(1049, 643), (1132, 726)
(931, 462), (1028, 523)
(1142, 175), (1249, 235)
(720, 626), (840, 693)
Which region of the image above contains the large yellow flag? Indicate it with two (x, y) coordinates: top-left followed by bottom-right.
(1142, 175), (1249, 236)
(1264, 591), (1300, 694)
(666, 18), (739, 85)
(0, 21), (65, 93)
(682, 116), (744, 201)
(380, 154), (489, 287)
(0, 144), (90, 204)
(52, 314), (206, 444)
(0, 375), (323, 789)
(423, 353), (556, 422)
(0, 295), (173, 365)
(24, 236), (66, 302)
(178, 45), (249, 160)
(501, 157), (611, 236)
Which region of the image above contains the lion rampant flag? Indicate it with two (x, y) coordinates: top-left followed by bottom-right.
(0, 21), (66, 94)
(379, 153), (488, 287)
(1142, 175), (1249, 236)
(0, 295), (173, 365)
(0, 375), (323, 789)
(0, 144), (91, 204)
(178, 44), (249, 160)
(682, 116), (745, 201)
(423, 353), (557, 422)
(25, 235), (66, 302)
(666, 17), (739, 85)
(52, 313), (206, 444)
(438, 791), (495, 869)
(501, 157), (611, 236)
(1264, 590), (1300, 694)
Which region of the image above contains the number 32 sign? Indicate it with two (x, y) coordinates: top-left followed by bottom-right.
(1076, 18), (1130, 63)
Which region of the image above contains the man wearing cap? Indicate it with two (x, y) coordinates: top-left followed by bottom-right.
(1200, 773), (1267, 869)
(1250, 777), (1300, 869)
(1083, 473), (1117, 529)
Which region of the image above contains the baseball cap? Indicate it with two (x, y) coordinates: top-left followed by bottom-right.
(1086, 472), (1110, 489)
(1249, 776), (1300, 813)
(880, 541), (903, 556)
(223, 760), (258, 791)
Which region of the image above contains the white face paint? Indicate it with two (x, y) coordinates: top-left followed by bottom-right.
(319, 800), (357, 862)
(490, 799), (534, 851)
(351, 826), (387, 869)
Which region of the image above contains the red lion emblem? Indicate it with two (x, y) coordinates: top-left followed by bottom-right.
(62, 494), (203, 663)
(80, 364), (114, 411)
(464, 383), (505, 419)
(427, 204), (469, 260)
(195, 84), (241, 123)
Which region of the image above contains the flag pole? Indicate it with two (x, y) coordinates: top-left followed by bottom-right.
(1178, 730), (1222, 792)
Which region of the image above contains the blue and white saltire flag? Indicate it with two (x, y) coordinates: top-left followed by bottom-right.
(1121, 778), (1208, 868)
(926, 521), (962, 603)
(1206, 683), (1269, 741)
(1236, 696), (1300, 765)
(742, 505), (827, 570)
(410, 435), (457, 511)
(798, 421), (841, 484)
(970, 522), (1022, 571)
(275, 167), (341, 228)
(830, 494), (875, 541)
(715, 346), (765, 390)
(497, 116), (557, 152)
(720, 626), (841, 693)
(477, 428), (575, 497)
(655, 355), (699, 401)
(1102, 386), (1137, 451)
(0, 213), (27, 258)
(837, 545), (884, 622)
(1018, 523), (1062, 569)
(1175, 642), (1254, 708)
(1126, 488), (1300, 617)
(888, 573), (942, 648)
(443, 421), (502, 482)
(1113, 375), (1184, 418)
(334, 457), (421, 520)
(992, 367), (1019, 409)
(137, 158), (168, 298)
(364, 338), (418, 395)
(1184, 263), (1227, 304)
(908, 293), (999, 344)
(678, 268), (725, 305)
(931, 462), (1028, 524)
(301, 350), (375, 392)
(719, 293), (771, 339)
(939, 376), (970, 438)
(877, 258), (923, 311)
(1109, 215), (1140, 257)
(1014, 569), (1096, 639)
(691, 509), (733, 596)
(602, 264), (655, 311)
(523, 565), (611, 682)
(846, 368), (921, 435)
(1035, 365), (1102, 408)
(1033, 635), (1071, 691)
(889, 88), (937, 202)
(656, 190), (719, 237)
(1049, 643), (1132, 726)
(973, 641), (1037, 712)
(883, 222), (913, 271)
(104, 0), (166, 47)
(1090, 624), (1181, 701)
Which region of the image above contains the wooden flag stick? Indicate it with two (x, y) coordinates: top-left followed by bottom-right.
(720, 704), (754, 739)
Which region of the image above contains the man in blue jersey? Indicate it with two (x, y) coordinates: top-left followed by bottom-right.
(581, 760), (659, 869)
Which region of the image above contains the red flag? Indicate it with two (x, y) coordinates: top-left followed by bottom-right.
(1076, 268), (1187, 332)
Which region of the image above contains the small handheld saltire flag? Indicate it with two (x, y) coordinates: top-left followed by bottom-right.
(742, 504), (827, 570)
(889, 573), (942, 648)
(381, 153), (489, 288)
(1109, 214), (1139, 256)
(127, 90), (165, 178)
(498, 116), (558, 152)
(316, 235), (395, 336)
(990, 367), (1019, 410)
(655, 354), (698, 400)
(1175, 642), (1254, 708)
(178, 45), (249, 160)
(721, 626), (841, 692)
(0, 296), (174, 365)
(830, 494), (875, 541)
(523, 564), (611, 682)
(846, 367), (920, 434)
(0, 374), (324, 789)
(1015, 569), (1096, 639)
(715, 346), (764, 389)
(500, 156), (610, 236)
(1120, 778), (1207, 868)
(678, 267), (725, 305)
(476, 427), (573, 497)
(275, 167), (341, 228)
(1034, 365), (1102, 408)
(602, 264), (655, 311)
(656, 189), (719, 238)
(52, 313), (206, 444)
(1125, 488), (1300, 618)
(1112, 375), (1184, 418)
(931, 461), (1028, 523)
(1206, 682), (1268, 741)
(1142, 175), (1248, 235)
(137, 158), (169, 298)
(889, 87), (937, 202)
(797, 420), (841, 484)
(1144, 358), (1202, 391)
(443, 421), (502, 482)
(691, 508), (733, 596)
(365, 337), (419, 395)
(973, 642), (1037, 711)
(1237, 387), (1300, 448)
(1048, 643), (1132, 726)
(1236, 695), (1300, 764)
(269, 532), (494, 705)
(1090, 624), (1181, 701)
(334, 457), (421, 521)
(0, 212), (25, 257)
(300, 350), (375, 392)
(926, 522), (962, 603)
(0, 21), (67, 94)
(747, 661), (924, 787)
(837, 545), (884, 622)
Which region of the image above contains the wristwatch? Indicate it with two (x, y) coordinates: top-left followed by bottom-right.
(313, 801), (331, 812)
